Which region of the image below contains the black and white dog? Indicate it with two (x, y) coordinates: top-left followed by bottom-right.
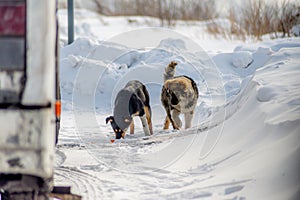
(106, 80), (153, 139)
(161, 61), (199, 130)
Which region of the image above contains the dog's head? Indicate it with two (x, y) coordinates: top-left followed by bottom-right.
(106, 109), (132, 139)
(106, 116), (132, 139)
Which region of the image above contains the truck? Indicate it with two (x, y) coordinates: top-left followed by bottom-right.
(0, 0), (61, 199)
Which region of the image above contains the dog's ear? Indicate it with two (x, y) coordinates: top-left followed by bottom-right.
(106, 116), (114, 124)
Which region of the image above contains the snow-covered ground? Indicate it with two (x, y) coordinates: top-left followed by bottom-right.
(55, 9), (300, 200)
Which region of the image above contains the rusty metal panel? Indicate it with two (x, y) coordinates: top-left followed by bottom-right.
(0, 2), (26, 36)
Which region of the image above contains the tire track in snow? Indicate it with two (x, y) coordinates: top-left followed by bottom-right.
(54, 166), (103, 200)
(126, 168), (250, 199)
(55, 139), (250, 199)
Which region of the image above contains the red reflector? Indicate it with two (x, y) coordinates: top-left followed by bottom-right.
(55, 100), (61, 118)
(0, 4), (26, 36)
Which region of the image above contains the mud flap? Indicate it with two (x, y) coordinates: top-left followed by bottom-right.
(49, 186), (82, 200)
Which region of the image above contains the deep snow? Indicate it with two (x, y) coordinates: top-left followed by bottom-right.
(55, 9), (300, 200)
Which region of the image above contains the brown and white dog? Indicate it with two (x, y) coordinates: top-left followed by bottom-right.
(106, 80), (153, 139)
(161, 61), (198, 130)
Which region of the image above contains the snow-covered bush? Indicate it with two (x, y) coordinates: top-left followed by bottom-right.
(207, 0), (300, 40)
(93, 0), (219, 26)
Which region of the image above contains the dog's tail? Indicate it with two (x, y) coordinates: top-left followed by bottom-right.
(163, 61), (177, 82)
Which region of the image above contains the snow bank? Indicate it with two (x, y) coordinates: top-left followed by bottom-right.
(255, 47), (300, 125)
(232, 51), (253, 68)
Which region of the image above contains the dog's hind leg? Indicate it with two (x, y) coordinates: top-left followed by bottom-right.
(162, 98), (179, 130)
(144, 106), (153, 135)
(184, 111), (194, 129)
(140, 115), (151, 136)
(164, 108), (180, 130)
(172, 109), (182, 129)
(163, 116), (170, 129)
(130, 120), (135, 134)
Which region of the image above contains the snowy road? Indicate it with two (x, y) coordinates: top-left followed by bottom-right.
(55, 9), (300, 200)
